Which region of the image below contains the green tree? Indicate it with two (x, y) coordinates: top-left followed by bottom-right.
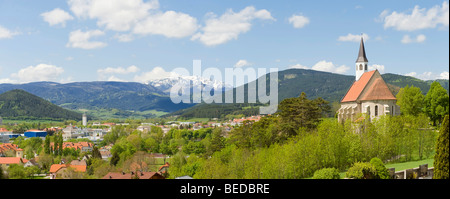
(92, 146), (102, 159)
(312, 168), (340, 179)
(434, 115), (449, 179)
(396, 85), (425, 116)
(278, 92), (330, 137)
(110, 151), (120, 166)
(424, 82), (449, 125)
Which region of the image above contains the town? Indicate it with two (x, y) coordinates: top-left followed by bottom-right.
(0, 114), (262, 179)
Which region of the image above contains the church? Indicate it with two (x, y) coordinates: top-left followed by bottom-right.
(337, 37), (400, 123)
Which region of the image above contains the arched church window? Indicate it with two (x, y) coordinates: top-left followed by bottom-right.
(359, 64), (363, 70)
(375, 105), (378, 116)
(365, 64), (368, 70)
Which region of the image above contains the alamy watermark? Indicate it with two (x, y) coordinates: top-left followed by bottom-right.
(169, 60), (278, 115)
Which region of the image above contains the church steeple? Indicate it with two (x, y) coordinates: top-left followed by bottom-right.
(355, 35), (368, 81)
(356, 37), (368, 63)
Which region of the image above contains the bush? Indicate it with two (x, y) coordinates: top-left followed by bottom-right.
(312, 168), (340, 179)
(345, 162), (377, 179)
(434, 115), (449, 179)
(369, 157), (389, 179)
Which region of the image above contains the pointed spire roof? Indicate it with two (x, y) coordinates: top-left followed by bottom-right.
(356, 36), (368, 63)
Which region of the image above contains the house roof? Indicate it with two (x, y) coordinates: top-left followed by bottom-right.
(49, 164), (86, 173)
(0, 143), (23, 153)
(102, 171), (164, 179)
(158, 162), (170, 171)
(0, 157), (28, 164)
(341, 70), (376, 102)
(359, 78), (396, 101)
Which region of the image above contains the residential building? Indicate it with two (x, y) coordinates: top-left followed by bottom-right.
(0, 157), (28, 170)
(49, 164), (87, 179)
(102, 171), (165, 179)
(0, 143), (23, 158)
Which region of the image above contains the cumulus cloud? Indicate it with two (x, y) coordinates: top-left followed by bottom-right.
(234, 60), (253, 68)
(9, 64), (65, 83)
(98, 65), (140, 74)
(401, 34), (426, 44)
(68, 0), (159, 32)
(0, 25), (20, 39)
(134, 66), (179, 83)
(405, 71), (449, 80)
(41, 8), (74, 27)
(191, 6), (275, 46)
(288, 14), (310, 29)
(368, 64), (385, 74)
(338, 33), (370, 42)
(133, 10), (199, 38)
(289, 60), (350, 74)
(66, 29), (107, 49)
(381, 1), (449, 31)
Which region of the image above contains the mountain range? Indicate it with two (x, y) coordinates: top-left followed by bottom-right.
(0, 68), (448, 120)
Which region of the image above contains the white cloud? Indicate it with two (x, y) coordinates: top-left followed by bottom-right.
(289, 63), (309, 69)
(368, 64), (385, 74)
(0, 25), (19, 39)
(191, 6), (275, 46)
(133, 11), (199, 38)
(134, 66), (179, 83)
(405, 71), (449, 80)
(66, 29), (107, 49)
(114, 34), (134, 42)
(338, 33), (370, 42)
(439, 71), (449, 79)
(289, 60), (350, 74)
(234, 60), (253, 68)
(68, 0), (159, 32)
(98, 65), (140, 74)
(41, 8), (74, 27)
(9, 64), (65, 83)
(381, 1), (449, 31)
(288, 14), (310, 29)
(401, 34), (426, 44)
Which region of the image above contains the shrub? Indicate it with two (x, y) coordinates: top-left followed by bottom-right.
(369, 157), (389, 179)
(312, 168), (340, 179)
(434, 115), (449, 179)
(345, 162), (377, 179)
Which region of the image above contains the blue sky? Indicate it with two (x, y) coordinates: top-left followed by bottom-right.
(0, 0), (448, 84)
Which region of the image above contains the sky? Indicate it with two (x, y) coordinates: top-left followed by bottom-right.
(0, 0), (448, 85)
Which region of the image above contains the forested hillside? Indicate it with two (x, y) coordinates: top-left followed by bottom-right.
(0, 89), (82, 121)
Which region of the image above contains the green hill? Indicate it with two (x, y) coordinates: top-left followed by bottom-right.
(0, 89), (82, 121)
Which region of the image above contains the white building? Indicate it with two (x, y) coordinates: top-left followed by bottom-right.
(82, 113), (87, 126)
(337, 37), (400, 123)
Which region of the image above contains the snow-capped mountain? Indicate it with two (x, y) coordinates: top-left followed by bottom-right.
(145, 75), (234, 94)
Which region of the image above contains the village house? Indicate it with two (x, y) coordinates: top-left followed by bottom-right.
(0, 157), (28, 171)
(50, 142), (94, 153)
(102, 171), (165, 179)
(0, 143), (23, 158)
(49, 163), (87, 179)
(337, 37), (400, 123)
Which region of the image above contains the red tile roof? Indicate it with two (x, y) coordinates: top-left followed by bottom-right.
(359, 78), (396, 101)
(102, 171), (164, 179)
(341, 70), (376, 102)
(49, 164), (86, 173)
(0, 157), (28, 164)
(0, 143), (23, 153)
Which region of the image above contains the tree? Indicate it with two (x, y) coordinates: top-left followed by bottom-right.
(345, 162), (377, 179)
(92, 146), (102, 159)
(424, 82), (449, 125)
(434, 115), (449, 179)
(396, 85), (424, 116)
(278, 92), (330, 136)
(110, 151), (120, 166)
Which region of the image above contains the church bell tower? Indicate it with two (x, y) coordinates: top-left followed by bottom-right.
(355, 36), (368, 81)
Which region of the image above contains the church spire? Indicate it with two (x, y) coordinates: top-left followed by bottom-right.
(356, 36), (368, 63)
